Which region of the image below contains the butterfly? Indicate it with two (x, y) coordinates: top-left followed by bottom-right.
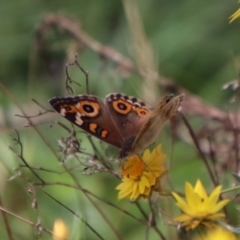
(49, 93), (184, 157)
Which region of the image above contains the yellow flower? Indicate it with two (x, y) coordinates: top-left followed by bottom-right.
(229, 8), (240, 23)
(116, 144), (167, 201)
(203, 226), (237, 240)
(53, 219), (69, 240)
(172, 180), (230, 230)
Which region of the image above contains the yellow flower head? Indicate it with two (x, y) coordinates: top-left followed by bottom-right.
(53, 219), (69, 240)
(116, 144), (167, 201)
(172, 180), (230, 230)
(201, 226), (238, 240)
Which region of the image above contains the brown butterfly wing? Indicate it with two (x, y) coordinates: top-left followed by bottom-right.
(105, 93), (152, 143)
(131, 94), (185, 155)
(49, 95), (123, 148)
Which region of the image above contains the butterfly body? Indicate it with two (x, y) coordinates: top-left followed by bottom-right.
(49, 93), (184, 157)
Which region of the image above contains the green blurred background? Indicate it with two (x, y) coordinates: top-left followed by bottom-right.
(0, 0), (239, 239)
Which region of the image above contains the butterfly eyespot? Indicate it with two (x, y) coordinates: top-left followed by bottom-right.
(83, 104), (94, 113)
(140, 110), (147, 116)
(65, 106), (71, 111)
(134, 108), (150, 117)
(113, 100), (132, 114)
(79, 101), (100, 117)
(61, 104), (75, 113)
(118, 103), (127, 110)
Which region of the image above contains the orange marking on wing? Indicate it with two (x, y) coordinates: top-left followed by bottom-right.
(89, 123), (97, 133)
(134, 107), (150, 117)
(61, 104), (77, 113)
(101, 130), (108, 138)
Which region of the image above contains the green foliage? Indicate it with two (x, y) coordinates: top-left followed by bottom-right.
(1, 0), (240, 239)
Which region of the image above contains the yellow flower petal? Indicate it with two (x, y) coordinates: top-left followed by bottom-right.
(204, 226), (238, 240)
(172, 192), (187, 206)
(211, 199), (230, 213)
(206, 185), (221, 209)
(201, 221), (217, 228)
(194, 179), (208, 200)
(173, 214), (192, 222)
(207, 213), (225, 220)
(188, 220), (200, 230)
(229, 8), (240, 23)
(142, 148), (151, 160)
(187, 192), (203, 212)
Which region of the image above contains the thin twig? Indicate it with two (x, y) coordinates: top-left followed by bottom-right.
(0, 206), (54, 237)
(0, 197), (13, 240)
(180, 113), (217, 186)
(9, 130), (45, 184)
